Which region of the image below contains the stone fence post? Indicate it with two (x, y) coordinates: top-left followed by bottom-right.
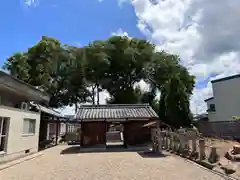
(160, 131), (167, 149)
(168, 132), (173, 150)
(208, 146), (219, 163)
(199, 139), (206, 160)
(192, 137), (197, 152)
(173, 133), (179, 152)
(151, 128), (156, 152)
(178, 133), (186, 154)
(157, 128), (162, 152)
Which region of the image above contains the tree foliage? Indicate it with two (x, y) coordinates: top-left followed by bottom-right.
(3, 35), (195, 128)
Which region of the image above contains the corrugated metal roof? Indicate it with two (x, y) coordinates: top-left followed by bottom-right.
(76, 104), (159, 121)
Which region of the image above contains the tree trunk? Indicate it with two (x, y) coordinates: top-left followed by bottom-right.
(97, 84), (100, 105)
(75, 103), (78, 114)
(91, 85), (95, 105)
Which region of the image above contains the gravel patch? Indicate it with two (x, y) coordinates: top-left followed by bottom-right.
(0, 145), (228, 180)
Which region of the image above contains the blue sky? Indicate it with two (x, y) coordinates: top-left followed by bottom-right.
(0, 0), (143, 67)
(1, 0), (238, 115)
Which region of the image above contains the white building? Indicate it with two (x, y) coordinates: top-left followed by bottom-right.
(0, 71), (50, 163)
(205, 74), (240, 122)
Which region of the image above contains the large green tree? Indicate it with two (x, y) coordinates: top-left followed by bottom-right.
(62, 46), (90, 112)
(145, 52), (195, 128)
(102, 36), (154, 104)
(3, 36), (88, 108)
(3, 35), (195, 128)
(84, 41), (110, 104)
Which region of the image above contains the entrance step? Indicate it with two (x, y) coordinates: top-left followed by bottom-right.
(106, 131), (123, 141)
(106, 142), (124, 146)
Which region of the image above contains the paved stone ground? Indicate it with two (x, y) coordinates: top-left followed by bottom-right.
(0, 145), (228, 180)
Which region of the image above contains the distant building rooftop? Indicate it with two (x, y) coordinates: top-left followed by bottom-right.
(211, 73), (240, 83)
(193, 113), (208, 121)
(204, 97), (214, 102)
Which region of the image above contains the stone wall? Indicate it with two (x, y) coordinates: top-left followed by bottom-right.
(197, 120), (240, 140)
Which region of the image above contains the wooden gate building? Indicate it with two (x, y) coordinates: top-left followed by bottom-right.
(76, 104), (159, 147)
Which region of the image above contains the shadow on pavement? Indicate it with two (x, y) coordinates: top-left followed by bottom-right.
(60, 145), (168, 158)
(137, 151), (168, 158)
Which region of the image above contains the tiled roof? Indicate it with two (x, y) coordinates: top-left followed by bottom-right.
(76, 104), (158, 121)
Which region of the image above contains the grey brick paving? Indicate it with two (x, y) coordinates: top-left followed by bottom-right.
(0, 145), (227, 180)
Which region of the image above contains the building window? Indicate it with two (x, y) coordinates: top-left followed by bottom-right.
(209, 104), (216, 111)
(23, 119), (36, 134)
(0, 117), (9, 152)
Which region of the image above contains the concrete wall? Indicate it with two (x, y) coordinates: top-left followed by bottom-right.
(206, 98), (215, 110)
(197, 120), (240, 140)
(212, 77), (240, 122)
(0, 105), (40, 164)
(206, 98), (217, 122)
(208, 112), (217, 122)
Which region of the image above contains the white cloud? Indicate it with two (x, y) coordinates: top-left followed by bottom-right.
(128, 0), (240, 114)
(111, 28), (130, 37)
(59, 90), (110, 116)
(23, 0), (39, 7)
(190, 81), (212, 114)
(63, 0), (240, 115)
(137, 80), (149, 91)
(97, 0), (129, 7)
(118, 0), (130, 7)
(57, 106), (75, 116)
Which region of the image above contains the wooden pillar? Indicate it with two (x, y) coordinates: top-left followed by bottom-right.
(48, 116), (54, 140)
(123, 119), (128, 148)
(80, 120), (84, 147)
(55, 117), (59, 145)
(105, 119), (107, 148)
(151, 128), (155, 152)
(63, 119), (68, 143)
(65, 120), (68, 137)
